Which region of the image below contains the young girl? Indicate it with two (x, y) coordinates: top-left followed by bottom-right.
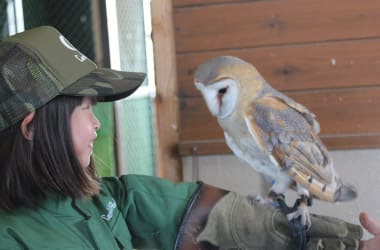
(0, 26), (377, 250)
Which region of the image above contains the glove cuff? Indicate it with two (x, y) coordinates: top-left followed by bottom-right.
(173, 182), (228, 250)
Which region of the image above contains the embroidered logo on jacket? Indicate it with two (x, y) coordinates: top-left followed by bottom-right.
(101, 199), (117, 221)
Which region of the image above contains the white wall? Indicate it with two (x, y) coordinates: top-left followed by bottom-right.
(182, 148), (380, 239)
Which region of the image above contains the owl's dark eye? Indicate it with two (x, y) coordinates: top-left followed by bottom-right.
(218, 87), (228, 95)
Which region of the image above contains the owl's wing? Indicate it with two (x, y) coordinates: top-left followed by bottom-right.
(244, 95), (334, 185)
(264, 83), (320, 134)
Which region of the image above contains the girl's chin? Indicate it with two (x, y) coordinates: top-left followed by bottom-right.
(80, 153), (92, 168)
(80, 159), (91, 168)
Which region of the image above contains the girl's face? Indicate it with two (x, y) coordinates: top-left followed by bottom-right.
(70, 97), (100, 168)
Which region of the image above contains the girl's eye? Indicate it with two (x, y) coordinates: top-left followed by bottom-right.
(81, 97), (94, 109)
(81, 104), (92, 110)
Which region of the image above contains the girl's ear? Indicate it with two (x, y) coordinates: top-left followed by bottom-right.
(21, 112), (36, 140)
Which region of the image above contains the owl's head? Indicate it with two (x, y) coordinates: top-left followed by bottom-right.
(194, 55), (260, 119)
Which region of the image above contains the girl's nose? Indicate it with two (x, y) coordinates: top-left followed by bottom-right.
(93, 115), (101, 130)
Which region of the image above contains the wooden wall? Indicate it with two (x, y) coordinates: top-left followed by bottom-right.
(172, 0), (380, 156)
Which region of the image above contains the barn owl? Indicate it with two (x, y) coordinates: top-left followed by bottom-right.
(194, 55), (357, 230)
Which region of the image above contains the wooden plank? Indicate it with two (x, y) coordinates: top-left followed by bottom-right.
(151, 0), (183, 181)
(173, 0), (239, 7)
(322, 135), (380, 149)
(174, 0), (380, 53)
(179, 87), (380, 154)
(177, 39), (380, 97)
(179, 135), (380, 155)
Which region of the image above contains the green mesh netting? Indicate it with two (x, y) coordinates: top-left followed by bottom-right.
(0, 0), (8, 38)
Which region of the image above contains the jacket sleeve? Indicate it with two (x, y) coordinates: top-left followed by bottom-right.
(101, 174), (199, 249)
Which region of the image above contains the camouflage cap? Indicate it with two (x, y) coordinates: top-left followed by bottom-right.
(0, 26), (146, 132)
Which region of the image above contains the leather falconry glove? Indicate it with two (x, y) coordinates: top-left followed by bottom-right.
(197, 192), (362, 250)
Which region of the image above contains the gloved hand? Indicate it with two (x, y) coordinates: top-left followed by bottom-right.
(197, 192), (362, 250)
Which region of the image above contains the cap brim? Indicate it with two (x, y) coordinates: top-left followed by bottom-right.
(61, 68), (146, 101)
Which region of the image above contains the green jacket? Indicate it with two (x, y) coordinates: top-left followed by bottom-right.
(0, 174), (198, 250)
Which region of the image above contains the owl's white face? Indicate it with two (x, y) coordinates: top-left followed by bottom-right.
(195, 78), (239, 119)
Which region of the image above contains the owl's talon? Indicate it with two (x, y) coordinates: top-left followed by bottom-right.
(270, 192), (308, 250)
(271, 192), (294, 213)
(287, 205), (311, 229)
(296, 195), (313, 207)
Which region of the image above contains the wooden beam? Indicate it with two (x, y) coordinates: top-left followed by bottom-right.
(151, 0), (182, 181)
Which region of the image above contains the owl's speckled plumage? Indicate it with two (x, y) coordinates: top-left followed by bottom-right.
(194, 55), (357, 227)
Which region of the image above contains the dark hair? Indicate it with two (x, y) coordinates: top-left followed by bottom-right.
(0, 96), (100, 212)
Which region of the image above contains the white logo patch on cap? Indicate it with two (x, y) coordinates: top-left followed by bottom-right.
(59, 35), (88, 62)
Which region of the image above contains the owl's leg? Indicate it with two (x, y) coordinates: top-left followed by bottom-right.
(269, 178), (309, 250)
(287, 184), (312, 228)
(267, 174), (292, 207)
